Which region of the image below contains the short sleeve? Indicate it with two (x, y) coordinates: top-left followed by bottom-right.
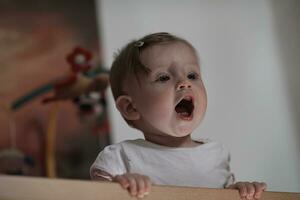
(90, 144), (127, 180)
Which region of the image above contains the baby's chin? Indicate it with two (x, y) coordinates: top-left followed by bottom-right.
(170, 133), (192, 138)
(170, 126), (195, 137)
(179, 121), (203, 136)
(139, 119), (199, 138)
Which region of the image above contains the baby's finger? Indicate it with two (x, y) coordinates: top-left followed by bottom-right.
(114, 175), (129, 189)
(233, 182), (248, 198)
(245, 182), (255, 199)
(127, 176), (138, 196)
(253, 182), (267, 199)
(136, 177), (146, 198)
(143, 176), (151, 195)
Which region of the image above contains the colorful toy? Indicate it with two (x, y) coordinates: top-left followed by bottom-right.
(2, 47), (109, 177)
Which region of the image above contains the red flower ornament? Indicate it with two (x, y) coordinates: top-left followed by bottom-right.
(66, 47), (92, 73)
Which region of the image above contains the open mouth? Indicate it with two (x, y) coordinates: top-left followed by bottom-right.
(175, 96), (194, 119)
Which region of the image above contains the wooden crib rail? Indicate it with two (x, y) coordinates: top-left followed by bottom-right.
(0, 175), (299, 200)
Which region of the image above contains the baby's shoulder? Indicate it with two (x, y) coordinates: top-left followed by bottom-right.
(102, 139), (144, 153)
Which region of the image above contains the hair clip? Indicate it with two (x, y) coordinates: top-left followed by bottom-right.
(134, 41), (144, 47)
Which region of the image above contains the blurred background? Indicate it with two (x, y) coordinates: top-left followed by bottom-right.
(0, 0), (299, 193)
(0, 0), (110, 179)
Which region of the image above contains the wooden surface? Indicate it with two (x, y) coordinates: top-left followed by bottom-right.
(0, 175), (299, 200)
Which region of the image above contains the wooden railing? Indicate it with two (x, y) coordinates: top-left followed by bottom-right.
(0, 175), (299, 200)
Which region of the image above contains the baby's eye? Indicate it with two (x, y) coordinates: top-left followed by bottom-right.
(187, 72), (199, 80)
(156, 74), (170, 82)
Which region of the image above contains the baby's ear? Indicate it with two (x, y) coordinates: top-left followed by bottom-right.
(116, 95), (140, 120)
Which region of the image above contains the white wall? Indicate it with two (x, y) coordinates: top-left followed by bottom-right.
(96, 0), (300, 192)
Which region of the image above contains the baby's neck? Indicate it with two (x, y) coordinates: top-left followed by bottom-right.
(143, 134), (200, 148)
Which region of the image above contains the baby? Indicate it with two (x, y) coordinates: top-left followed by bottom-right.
(90, 32), (266, 199)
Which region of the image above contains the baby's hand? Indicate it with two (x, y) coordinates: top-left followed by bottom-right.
(113, 173), (151, 198)
(227, 182), (267, 199)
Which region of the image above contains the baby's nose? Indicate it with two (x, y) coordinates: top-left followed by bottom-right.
(176, 80), (191, 90)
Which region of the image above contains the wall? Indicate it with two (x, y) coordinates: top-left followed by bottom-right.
(96, 0), (300, 192)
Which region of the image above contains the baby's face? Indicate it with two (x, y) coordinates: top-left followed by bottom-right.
(125, 42), (207, 137)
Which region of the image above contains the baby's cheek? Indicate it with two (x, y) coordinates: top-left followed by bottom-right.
(148, 105), (170, 120)
(144, 103), (172, 125)
(140, 91), (173, 118)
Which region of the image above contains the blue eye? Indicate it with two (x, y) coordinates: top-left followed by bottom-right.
(156, 74), (170, 82)
(187, 72), (199, 80)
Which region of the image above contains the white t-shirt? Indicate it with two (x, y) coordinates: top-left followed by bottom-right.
(90, 139), (234, 188)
